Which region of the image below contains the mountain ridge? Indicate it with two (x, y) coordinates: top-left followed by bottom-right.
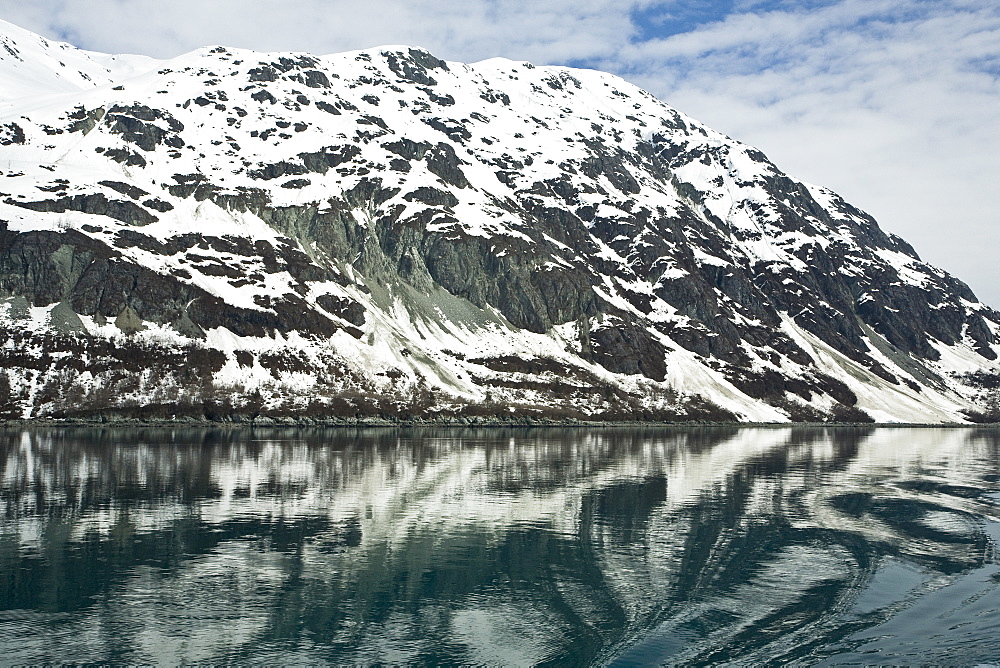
(0, 19), (997, 423)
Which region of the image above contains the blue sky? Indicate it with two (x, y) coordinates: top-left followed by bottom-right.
(1, 0), (998, 306)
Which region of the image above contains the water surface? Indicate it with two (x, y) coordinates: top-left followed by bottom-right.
(1, 426), (998, 664)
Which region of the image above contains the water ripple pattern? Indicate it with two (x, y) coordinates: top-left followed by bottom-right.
(0, 426), (998, 664)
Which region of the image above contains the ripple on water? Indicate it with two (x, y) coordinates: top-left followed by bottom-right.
(0, 426), (998, 664)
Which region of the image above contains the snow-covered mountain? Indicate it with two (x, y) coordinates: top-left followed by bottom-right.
(0, 19), (997, 423)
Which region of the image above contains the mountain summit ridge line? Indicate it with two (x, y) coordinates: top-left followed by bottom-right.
(0, 19), (997, 423)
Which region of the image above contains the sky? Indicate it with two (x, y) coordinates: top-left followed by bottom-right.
(1, 0), (997, 306)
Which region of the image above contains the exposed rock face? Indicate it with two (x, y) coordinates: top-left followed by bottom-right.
(0, 19), (997, 422)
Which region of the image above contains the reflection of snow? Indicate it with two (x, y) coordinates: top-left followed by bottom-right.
(451, 603), (570, 665)
(0, 541), (290, 664)
(3, 428), (998, 557)
(119, 543), (289, 663)
(1, 427), (999, 664)
(2, 428), (806, 557)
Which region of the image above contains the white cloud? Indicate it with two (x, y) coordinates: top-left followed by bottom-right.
(0, 0), (996, 305)
(0, 0), (647, 62)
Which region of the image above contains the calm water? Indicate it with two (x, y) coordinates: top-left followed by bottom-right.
(1, 426), (998, 665)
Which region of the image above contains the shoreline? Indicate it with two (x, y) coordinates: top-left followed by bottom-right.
(1, 417), (997, 429)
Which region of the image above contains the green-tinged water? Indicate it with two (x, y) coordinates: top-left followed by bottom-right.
(1, 426), (998, 664)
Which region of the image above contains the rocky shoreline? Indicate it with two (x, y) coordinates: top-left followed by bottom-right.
(2, 416), (995, 429)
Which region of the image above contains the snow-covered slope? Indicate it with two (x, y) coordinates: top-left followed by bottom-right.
(0, 20), (997, 422)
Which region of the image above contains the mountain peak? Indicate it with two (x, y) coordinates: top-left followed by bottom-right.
(0, 19), (997, 423)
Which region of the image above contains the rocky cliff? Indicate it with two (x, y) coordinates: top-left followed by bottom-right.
(0, 19), (997, 422)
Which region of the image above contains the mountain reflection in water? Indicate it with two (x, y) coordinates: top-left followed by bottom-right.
(1, 426), (998, 664)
